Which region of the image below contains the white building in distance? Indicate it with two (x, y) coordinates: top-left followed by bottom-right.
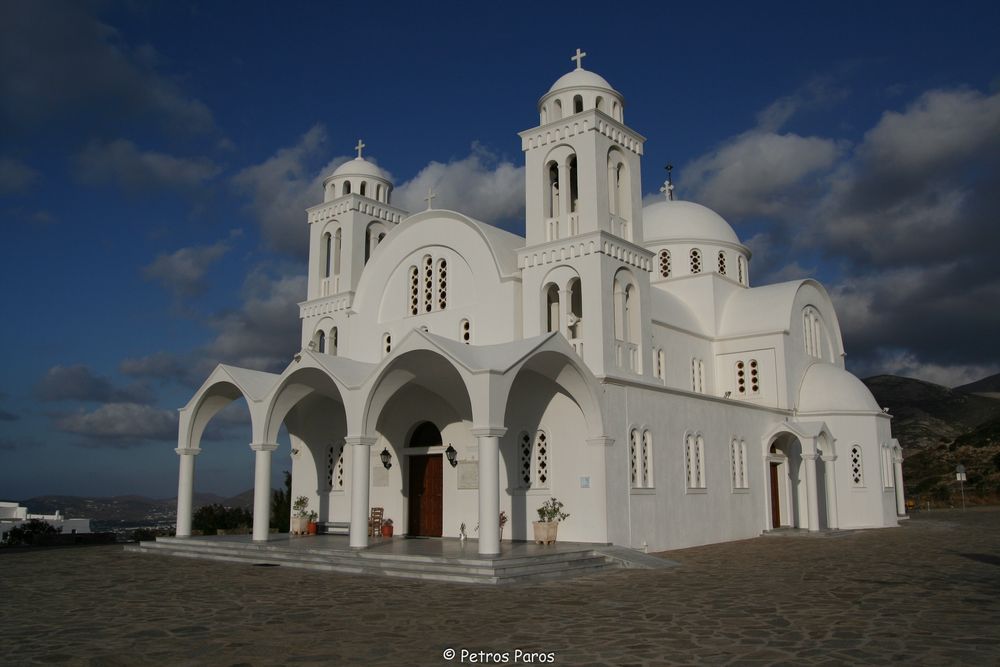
(173, 52), (906, 555)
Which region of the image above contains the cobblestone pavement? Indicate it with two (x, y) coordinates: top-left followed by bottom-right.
(2, 508), (998, 666)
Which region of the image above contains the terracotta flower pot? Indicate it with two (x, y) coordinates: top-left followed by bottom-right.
(307, 521), (318, 535)
(381, 523), (394, 538)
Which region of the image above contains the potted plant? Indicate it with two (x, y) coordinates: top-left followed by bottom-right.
(499, 511), (508, 542)
(381, 518), (394, 538)
(533, 497), (569, 545)
(291, 496), (310, 535)
(306, 510), (319, 535)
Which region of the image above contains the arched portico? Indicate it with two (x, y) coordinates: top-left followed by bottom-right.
(174, 365), (278, 539)
(762, 421), (837, 532)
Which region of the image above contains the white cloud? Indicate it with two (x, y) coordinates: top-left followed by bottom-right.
(56, 403), (178, 444)
(852, 350), (1000, 389)
(75, 139), (220, 191)
(0, 157), (39, 194)
(35, 364), (154, 404)
(143, 239), (231, 298)
(393, 143), (525, 229)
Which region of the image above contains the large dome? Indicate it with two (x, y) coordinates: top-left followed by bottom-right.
(797, 363), (882, 413)
(547, 68), (616, 95)
(331, 156), (390, 181)
(643, 200), (741, 245)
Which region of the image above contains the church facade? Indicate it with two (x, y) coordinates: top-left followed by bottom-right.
(173, 54), (906, 555)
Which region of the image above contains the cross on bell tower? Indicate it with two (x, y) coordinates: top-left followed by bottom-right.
(355, 139), (366, 159)
(571, 48), (587, 70)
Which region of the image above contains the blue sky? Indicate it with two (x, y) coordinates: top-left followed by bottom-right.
(2, 1), (999, 500)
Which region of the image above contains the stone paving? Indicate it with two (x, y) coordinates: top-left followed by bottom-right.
(2, 508), (999, 666)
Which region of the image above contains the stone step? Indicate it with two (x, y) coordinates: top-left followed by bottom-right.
(126, 540), (623, 584)
(319, 522), (349, 535)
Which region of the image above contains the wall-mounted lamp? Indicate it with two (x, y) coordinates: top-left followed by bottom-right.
(380, 447), (393, 470)
(724, 391), (732, 399)
(445, 444), (458, 468)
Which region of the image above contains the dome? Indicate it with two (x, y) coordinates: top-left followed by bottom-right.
(643, 200), (741, 245)
(547, 68), (616, 95)
(797, 363), (882, 413)
(331, 157), (390, 181)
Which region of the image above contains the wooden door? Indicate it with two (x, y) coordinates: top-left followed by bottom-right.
(769, 462), (781, 528)
(408, 455), (443, 537)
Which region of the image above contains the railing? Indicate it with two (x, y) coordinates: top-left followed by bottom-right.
(615, 340), (639, 372)
(321, 276), (340, 297)
(545, 217), (559, 242)
(568, 338), (584, 357)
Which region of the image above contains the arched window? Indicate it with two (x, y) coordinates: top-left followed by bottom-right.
(408, 266), (419, 315)
(436, 258), (448, 310)
(690, 248), (702, 274)
(330, 327), (338, 356)
(553, 98), (563, 121)
(573, 94), (583, 114)
(327, 443), (345, 490)
(624, 284), (639, 345)
(567, 155), (579, 217)
(518, 430), (549, 489)
(382, 332), (392, 358)
(685, 434), (706, 490)
(691, 358), (705, 393)
(342, 181), (351, 196)
(460, 318), (471, 344)
(322, 232), (332, 278)
(735, 359), (760, 396)
(608, 153), (632, 237)
(658, 249), (671, 278)
(596, 95), (605, 113)
(718, 251), (727, 275)
(545, 284), (560, 333)
(333, 228), (342, 277)
(317, 330), (326, 354)
(546, 161), (560, 220)
(611, 100), (619, 121)
(375, 183), (382, 201)
(738, 256), (747, 285)
(658, 349), (666, 382)
(850, 445), (864, 487)
(359, 181), (367, 197)
(541, 105), (548, 124)
(731, 438), (749, 489)
(803, 307), (823, 358)
(567, 278), (582, 340)
(423, 255), (433, 313)
(631, 429), (654, 489)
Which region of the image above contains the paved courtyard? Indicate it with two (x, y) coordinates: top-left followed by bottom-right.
(2, 508), (998, 666)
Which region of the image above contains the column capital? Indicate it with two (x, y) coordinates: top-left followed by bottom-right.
(821, 454), (838, 462)
(175, 447), (202, 456)
(587, 436), (615, 447)
(802, 453), (819, 461)
(249, 442), (279, 452)
(471, 426), (507, 438)
(344, 435), (378, 447)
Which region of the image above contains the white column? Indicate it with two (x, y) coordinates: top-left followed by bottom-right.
(894, 456), (907, 516)
(250, 442), (278, 541)
(473, 427), (506, 556)
(174, 447), (201, 537)
(803, 452), (820, 532)
(346, 435), (377, 548)
(822, 454), (839, 530)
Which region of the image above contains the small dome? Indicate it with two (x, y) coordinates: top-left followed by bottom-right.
(547, 68), (616, 95)
(643, 200), (741, 245)
(798, 364), (882, 413)
(331, 157), (390, 181)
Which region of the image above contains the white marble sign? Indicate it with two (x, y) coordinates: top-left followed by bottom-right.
(457, 461), (478, 489)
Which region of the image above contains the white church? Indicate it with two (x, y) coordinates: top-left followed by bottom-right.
(173, 52), (906, 556)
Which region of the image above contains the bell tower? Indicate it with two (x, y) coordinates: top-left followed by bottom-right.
(517, 52), (654, 378)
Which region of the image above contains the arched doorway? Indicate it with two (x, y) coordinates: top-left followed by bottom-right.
(766, 435), (802, 529)
(407, 421), (443, 537)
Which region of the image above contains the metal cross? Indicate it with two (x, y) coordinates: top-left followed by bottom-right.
(424, 187), (437, 210)
(571, 48), (587, 70)
(659, 164), (675, 201)
(355, 139), (365, 159)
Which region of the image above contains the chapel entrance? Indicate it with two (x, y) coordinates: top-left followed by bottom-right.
(408, 455), (443, 537)
(769, 461), (781, 527)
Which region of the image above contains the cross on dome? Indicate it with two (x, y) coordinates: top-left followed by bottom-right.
(424, 186), (437, 210)
(571, 48), (587, 70)
(355, 139), (366, 159)
(659, 164), (675, 201)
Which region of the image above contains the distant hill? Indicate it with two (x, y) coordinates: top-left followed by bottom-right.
(955, 372), (1000, 399)
(20, 489), (255, 521)
(864, 375), (1000, 503)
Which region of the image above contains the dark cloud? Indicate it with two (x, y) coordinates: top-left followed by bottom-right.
(682, 84), (1000, 386)
(0, 1), (213, 133)
(143, 240), (231, 298)
(56, 403), (178, 446)
(35, 365), (155, 404)
(0, 157), (39, 194)
(75, 139), (221, 192)
(0, 408), (19, 422)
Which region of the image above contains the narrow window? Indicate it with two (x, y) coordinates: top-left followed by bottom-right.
(408, 266), (419, 315)
(519, 432), (532, 489)
(437, 258), (448, 310)
(736, 360), (746, 395)
(658, 249), (671, 278)
(740, 440), (748, 489)
(568, 278), (582, 340)
(718, 251), (727, 275)
(658, 349), (666, 382)
(535, 431), (549, 488)
(642, 430), (653, 488)
(382, 332), (392, 357)
(460, 318), (471, 344)
(596, 95), (605, 113)
(322, 233), (332, 278)
(690, 248), (702, 274)
(330, 327), (338, 356)
(423, 255), (433, 312)
(553, 98), (563, 121)
(630, 428), (639, 488)
(850, 445), (864, 487)
(328, 443), (345, 490)
(573, 94), (583, 113)
(568, 155), (579, 217)
(333, 228), (342, 276)
(738, 256), (746, 285)
(317, 330), (326, 354)
(545, 284), (560, 333)
(342, 181), (351, 196)
(546, 162), (560, 220)
(375, 183), (382, 201)
(359, 181), (367, 197)
(749, 359), (759, 395)
(695, 435), (706, 488)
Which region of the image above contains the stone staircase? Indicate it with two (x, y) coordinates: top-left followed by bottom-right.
(126, 537), (630, 585)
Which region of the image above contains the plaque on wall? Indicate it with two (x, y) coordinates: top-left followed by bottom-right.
(371, 465), (389, 487)
(457, 461), (479, 489)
